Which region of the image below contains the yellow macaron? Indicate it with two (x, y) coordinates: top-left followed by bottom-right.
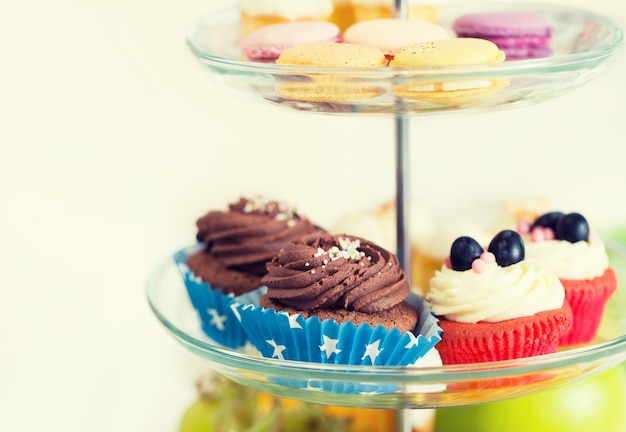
(276, 42), (388, 67)
(389, 38), (506, 67)
(390, 38), (508, 106)
(275, 43), (387, 101)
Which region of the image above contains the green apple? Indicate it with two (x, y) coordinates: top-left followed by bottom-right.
(178, 374), (279, 432)
(178, 397), (220, 432)
(434, 366), (626, 432)
(178, 372), (351, 432)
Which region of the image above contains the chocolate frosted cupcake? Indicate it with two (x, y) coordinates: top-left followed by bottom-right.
(233, 232), (442, 381)
(188, 196), (321, 295)
(175, 196), (322, 348)
(260, 233), (418, 330)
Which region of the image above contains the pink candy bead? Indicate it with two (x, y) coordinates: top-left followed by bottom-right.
(531, 228), (545, 242)
(531, 226), (555, 242)
(517, 218), (531, 235)
(472, 259), (487, 273)
(480, 252), (496, 263)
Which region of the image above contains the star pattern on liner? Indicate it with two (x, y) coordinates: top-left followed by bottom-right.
(319, 335), (341, 359)
(361, 339), (383, 364)
(305, 381), (324, 391)
(404, 332), (420, 349)
(230, 303), (242, 322)
(280, 311), (303, 329)
(266, 339), (286, 360)
(359, 389), (384, 395)
(207, 308), (227, 331)
(176, 262), (201, 284)
(176, 262), (189, 274)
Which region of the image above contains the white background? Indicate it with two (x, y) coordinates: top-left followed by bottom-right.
(1, 0), (626, 431)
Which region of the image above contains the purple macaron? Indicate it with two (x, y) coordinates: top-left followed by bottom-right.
(453, 12), (553, 60)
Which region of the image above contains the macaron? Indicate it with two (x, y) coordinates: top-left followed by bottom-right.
(343, 18), (450, 58)
(241, 21), (341, 61)
(453, 12), (553, 60)
(389, 37), (506, 67)
(276, 42), (387, 67)
(275, 43), (387, 101)
(389, 38), (508, 106)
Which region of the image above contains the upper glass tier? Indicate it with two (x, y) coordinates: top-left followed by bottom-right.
(186, 2), (623, 116)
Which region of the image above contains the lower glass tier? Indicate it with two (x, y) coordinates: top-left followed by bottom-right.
(147, 242), (626, 409)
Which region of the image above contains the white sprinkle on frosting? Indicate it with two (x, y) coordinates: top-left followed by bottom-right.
(242, 196), (298, 224)
(313, 237), (364, 262)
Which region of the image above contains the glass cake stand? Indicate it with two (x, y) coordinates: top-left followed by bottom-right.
(149, 1), (626, 430)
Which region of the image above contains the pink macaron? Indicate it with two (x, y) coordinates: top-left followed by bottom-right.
(241, 21), (342, 62)
(344, 18), (450, 58)
(453, 12), (552, 60)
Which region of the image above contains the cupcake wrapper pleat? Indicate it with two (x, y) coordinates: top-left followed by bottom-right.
(437, 301), (573, 365)
(232, 294), (441, 366)
(173, 245), (265, 349)
(559, 267), (618, 346)
(232, 295), (442, 394)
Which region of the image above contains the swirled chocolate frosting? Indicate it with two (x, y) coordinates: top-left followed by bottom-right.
(262, 233), (410, 314)
(195, 197), (321, 276)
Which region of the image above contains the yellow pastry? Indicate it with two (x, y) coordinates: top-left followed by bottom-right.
(329, 0), (357, 31)
(390, 38), (509, 106)
(350, 0), (443, 24)
(275, 43), (387, 101)
(239, 0), (335, 36)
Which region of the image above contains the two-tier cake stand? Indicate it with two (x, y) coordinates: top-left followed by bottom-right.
(147, 1), (626, 431)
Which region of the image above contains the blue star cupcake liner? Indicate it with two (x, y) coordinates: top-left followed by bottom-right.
(173, 245), (266, 349)
(231, 293), (441, 365)
(231, 294), (441, 394)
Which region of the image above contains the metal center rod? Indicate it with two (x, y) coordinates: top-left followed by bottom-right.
(393, 3), (412, 432)
(391, 0), (411, 297)
(394, 116), (411, 281)
(393, 115), (412, 432)
(392, 0), (410, 276)
(393, 0), (409, 19)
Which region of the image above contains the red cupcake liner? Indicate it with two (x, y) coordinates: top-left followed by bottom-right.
(558, 267), (617, 346)
(447, 371), (557, 391)
(436, 301), (573, 365)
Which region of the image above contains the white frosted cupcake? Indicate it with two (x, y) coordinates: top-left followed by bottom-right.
(427, 230), (573, 365)
(518, 211), (618, 346)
